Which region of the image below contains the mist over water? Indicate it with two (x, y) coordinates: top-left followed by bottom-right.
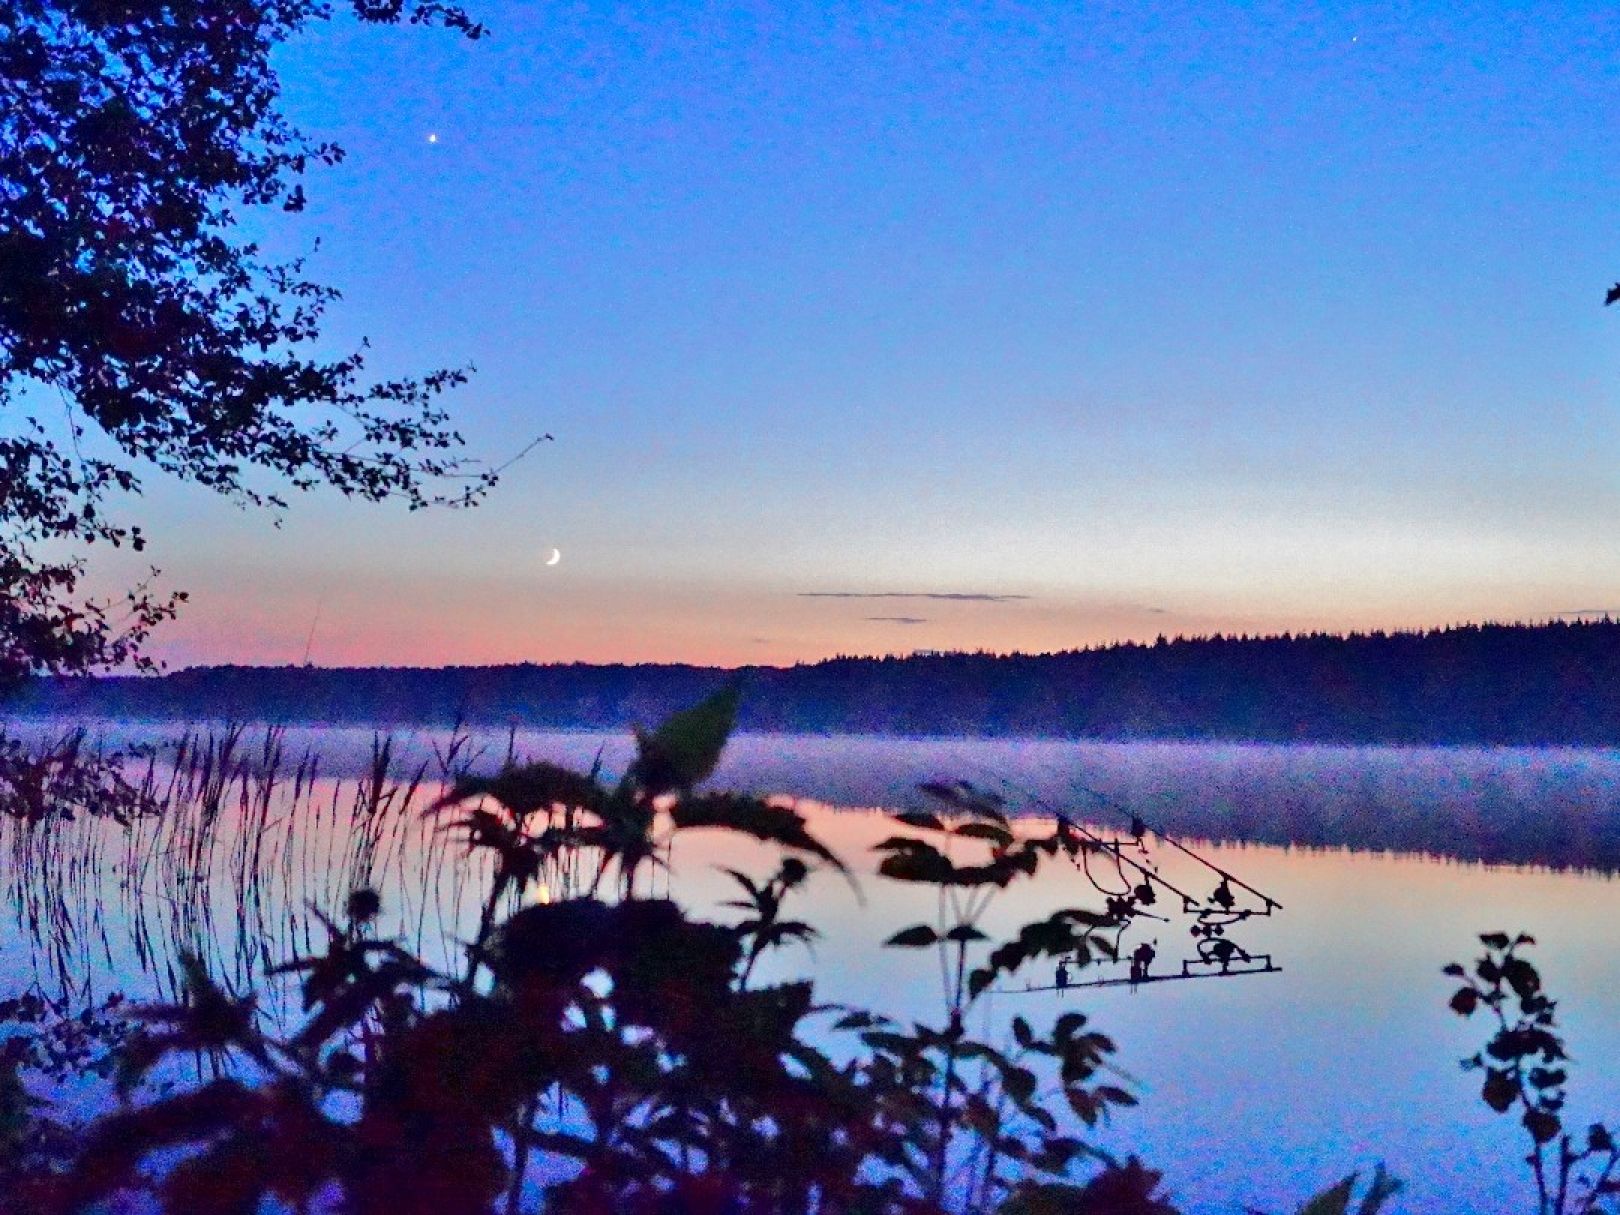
(27, 719), (1620, 867)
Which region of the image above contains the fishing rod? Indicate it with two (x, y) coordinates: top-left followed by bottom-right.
(1063, 780), (1283, 913)
(1057, 812), (1209, 914)
(1004, 953), (1281, 995)
(913, 756), (1286, 998)
(967, 771), (1240, 916)
(941, 743), (1284, 914)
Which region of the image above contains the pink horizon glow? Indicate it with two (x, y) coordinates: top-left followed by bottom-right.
(139, 571), (1579, 670)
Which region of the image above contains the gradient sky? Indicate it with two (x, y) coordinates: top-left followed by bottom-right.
(83, 0), (1620, 667)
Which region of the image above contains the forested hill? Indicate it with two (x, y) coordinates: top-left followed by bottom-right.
(11, 620), (1620, 745)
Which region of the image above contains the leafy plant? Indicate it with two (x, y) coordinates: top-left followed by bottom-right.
(25, 690), (1161, 1214)
(1446, 932), (1620, 1214)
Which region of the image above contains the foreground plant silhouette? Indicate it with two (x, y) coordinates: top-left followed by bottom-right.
(16, 689), (1156, 1214)
(2, 691), (1404, 1213)
(1446, 933), (1620, 1214)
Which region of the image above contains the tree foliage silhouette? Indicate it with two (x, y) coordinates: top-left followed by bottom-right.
(30, 620), (1620, 753)
(0, 0), (497, 692)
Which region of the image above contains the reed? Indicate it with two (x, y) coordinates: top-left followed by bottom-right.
(0, 723), (559, 1016)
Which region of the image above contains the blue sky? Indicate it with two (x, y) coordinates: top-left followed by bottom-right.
(103, 0), (1620, 666)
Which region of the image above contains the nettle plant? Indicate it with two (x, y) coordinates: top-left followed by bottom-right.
(1447, 933), (1620, 1215)
(30, 689), (1171, 1215)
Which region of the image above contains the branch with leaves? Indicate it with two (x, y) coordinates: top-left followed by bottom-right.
(1446, 933), (1620, 1215)
(0, 1), (539, 690)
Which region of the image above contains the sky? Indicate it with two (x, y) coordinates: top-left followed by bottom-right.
(88, 0), (1620, 668)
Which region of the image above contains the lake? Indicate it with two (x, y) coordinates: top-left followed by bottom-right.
(6, 720), (1620, 1212)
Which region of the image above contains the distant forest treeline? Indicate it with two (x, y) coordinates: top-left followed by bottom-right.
(11, 620), (1620, 744)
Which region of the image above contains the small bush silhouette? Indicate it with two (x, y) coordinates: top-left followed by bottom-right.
(1446, 933), (1620, 1214)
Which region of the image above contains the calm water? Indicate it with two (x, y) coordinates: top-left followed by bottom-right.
(8, 721), (1620, 1212)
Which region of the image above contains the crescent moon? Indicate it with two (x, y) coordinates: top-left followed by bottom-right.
(545, 548), (561, 566)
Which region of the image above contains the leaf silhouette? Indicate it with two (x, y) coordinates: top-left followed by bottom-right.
(432, 761), (604, 818)
(892, 810), (946, 831)
(632, 684), (740, 795)
(954, 821), (1014, 846)
(883, 925), (939, 948)
(1355, 1166), (1402, 1214)
(1481, 1068), (1516, 1113)
(1296, 1174), (1357, 1215)
(917, 779), (1010, 825)
(670, 792), (846, 873)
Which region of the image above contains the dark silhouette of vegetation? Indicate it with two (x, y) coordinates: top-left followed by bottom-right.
(0, 0), (510, 695)
(0, 989), (132, 1202)
(23, 619), (1620, 747)
(1247, 1169), (1399, 1215)
(0, 725), (158, 822)
(1447, 934), (1620, 1214)
(0, 691), (1397, 1213)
